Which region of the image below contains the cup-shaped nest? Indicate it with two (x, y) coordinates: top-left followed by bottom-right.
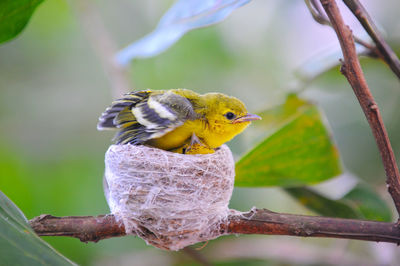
(104, 144), (235, 250)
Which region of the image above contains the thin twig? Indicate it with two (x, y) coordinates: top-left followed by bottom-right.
(342, 0), (400, 80)
(319, 0), (400, 217)
(305, 0), (380, 55)
(307, 0), (400, 79)
(306, 0), (331, 26)
(73, 0), (131, 98)
(29, 210), (400, 245)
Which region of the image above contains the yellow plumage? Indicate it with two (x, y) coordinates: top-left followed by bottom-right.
(98, 89), (260, 154)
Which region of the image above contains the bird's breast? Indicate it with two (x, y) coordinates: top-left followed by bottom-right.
(145, 121), (199, 150)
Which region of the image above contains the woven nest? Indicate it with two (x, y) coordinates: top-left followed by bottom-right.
(103, 144), (235, 250)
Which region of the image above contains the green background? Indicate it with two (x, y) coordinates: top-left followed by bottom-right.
(1, 0), (400, 265)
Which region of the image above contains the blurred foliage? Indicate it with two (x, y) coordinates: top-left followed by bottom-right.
(342, 183), (393, 222)
(132, 28), (236, 92)
(213, 259), (272, 266)
(285, 187), (361, 219)
(285, 183), (392, 222)
(1, 0), (400, 265)
(116, 0), (251, 64)
(0, 0), (44, 43)
(0, 191), (74, 265)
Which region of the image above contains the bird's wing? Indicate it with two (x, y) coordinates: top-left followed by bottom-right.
(98, 90), (196, 144)
(97, 90), (150, 130)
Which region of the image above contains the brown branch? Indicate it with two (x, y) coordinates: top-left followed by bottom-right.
(29, 214), (126, 242)
(225, 209), (400, 243)
(342, 0), (400, 80)
(318, 0), (400, 217)
(29, 210), (400, 245)
(306, 0), (331, 26)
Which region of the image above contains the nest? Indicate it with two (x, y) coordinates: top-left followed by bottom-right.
(103, 144), (235, 250)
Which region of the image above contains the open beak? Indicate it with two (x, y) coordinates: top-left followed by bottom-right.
(233, 113), (262, 124)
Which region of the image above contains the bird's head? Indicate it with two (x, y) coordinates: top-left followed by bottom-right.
(201, 93), (261, 148)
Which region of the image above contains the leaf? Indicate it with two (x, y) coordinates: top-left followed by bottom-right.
(284, 187), (361, 219)
(0, 0), (44, 44)
(0, 190), (75, 265)
(116, 0), (251, 65)
(285, 183), (392, 222)
(235, 94), (342, 187)
(342, 184), (392, 222)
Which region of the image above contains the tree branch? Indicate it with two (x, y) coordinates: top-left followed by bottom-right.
(225, 209), (400, 243)
(318, 0), (400, 217)
(29, 214), (125, 242)
(342, 0), (400, 80)
(305, 0), (378, 52)
(305, 0), (400, 76)
(29, 210), (400, 245)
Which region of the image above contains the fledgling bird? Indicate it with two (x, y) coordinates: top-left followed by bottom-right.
(97, 89), (260, 154)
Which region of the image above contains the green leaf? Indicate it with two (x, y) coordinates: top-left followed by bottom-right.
(285, 184), (392, 222)
(0, 190), (75, 265)
(235, 94), (342, 187)
(343, 184), (392, 222)
(284, 187), (361, 219)
(0, 0), (44, 44)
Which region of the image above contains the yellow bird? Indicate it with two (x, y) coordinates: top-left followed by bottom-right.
(97, 89), (260, 154)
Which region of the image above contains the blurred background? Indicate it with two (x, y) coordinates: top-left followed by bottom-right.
(1, 0), (400, 265)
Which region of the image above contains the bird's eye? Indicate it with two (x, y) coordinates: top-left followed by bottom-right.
(224, 112), (236, 120)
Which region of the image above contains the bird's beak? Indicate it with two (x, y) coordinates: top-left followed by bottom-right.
(233, 113), (262, 124)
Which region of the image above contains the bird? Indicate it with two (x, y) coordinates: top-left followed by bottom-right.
(97, 89), (261, 154)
